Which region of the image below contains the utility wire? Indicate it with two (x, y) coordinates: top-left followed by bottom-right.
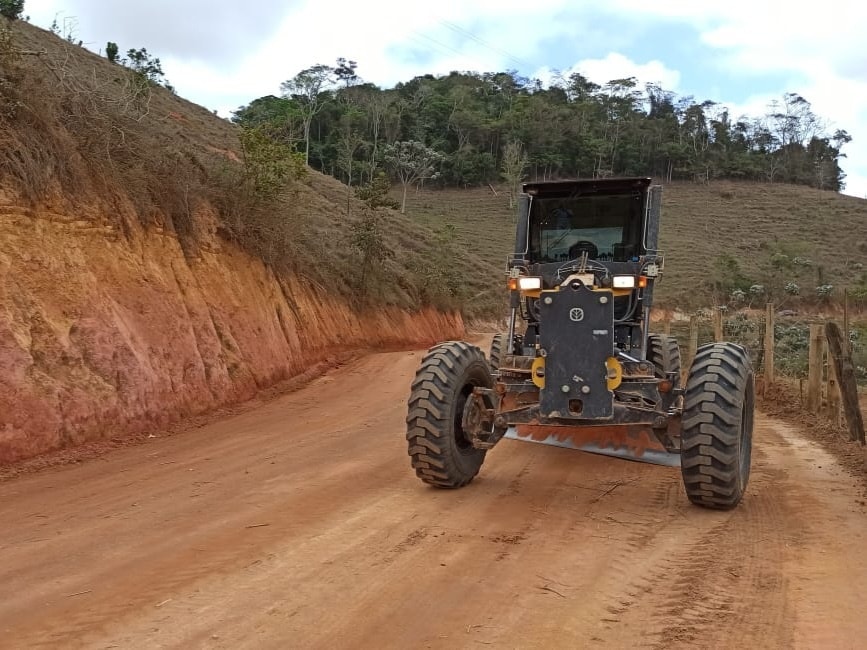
(436, 19), (532, 70)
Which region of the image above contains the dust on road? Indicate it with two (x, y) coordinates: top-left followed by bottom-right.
(1, 346), (866, 648)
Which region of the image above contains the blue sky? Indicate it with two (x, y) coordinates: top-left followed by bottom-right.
(23, 0), (867, 197)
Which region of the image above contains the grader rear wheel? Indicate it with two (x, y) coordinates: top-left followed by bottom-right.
(647, 333), (681, 379)
(488, 333), (505, 371)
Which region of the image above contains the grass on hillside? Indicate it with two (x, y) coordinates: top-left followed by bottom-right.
(5, 22), (865, 322)
(399, 181), (867, 312)
(0, 20), (501, 318)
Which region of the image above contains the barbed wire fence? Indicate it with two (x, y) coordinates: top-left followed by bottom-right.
(661, 300), (865, 443)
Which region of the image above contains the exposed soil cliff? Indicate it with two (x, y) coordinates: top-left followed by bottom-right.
(0, 200), (462, 463)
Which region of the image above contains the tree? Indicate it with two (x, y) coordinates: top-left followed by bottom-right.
(231, 95), (304, 149)
(351, 85), (390, 182)
(707, 253), (750, 302)
(350, 209), (393, 299)
(501, 139), (528, 209)
(0, 0), (24, 20)
(124, 48), (163, 81)
(280, 64), (334, 165)
(336, 117), (364, 213)
(382, 140), (444, 214)
(334, 57), (359, 87)
(768, 93), (822, 149)
(595, 77), (642, 177)
(355, 172), (400, 210)
(242, 66), (849, 193)
(238, 126), (306, 199)
(120, 47), (172, 91)
(105, 41), (118, 63)
(409, 222), (463, 306)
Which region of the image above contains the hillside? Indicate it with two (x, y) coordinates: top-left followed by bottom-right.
(0, 20), (476, 463)
(6, 19), (861, 320)
(2, 18), (865, 466)
(400, 182), (867, 309)
(240, 61), (850, 194)
(1, 20), (501, 317)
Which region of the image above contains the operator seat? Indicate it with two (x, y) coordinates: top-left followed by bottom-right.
(568, 240), (598, 259)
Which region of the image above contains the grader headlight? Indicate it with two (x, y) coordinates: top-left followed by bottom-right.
(518, 276), (542, 291)
(612, 275), (649, 289)
(508, 276), (542, 291)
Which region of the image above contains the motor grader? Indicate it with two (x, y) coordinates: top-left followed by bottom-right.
(406, 177), (754, 509)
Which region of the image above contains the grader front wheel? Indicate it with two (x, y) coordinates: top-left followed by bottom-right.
(681, 342), (755, 510)
(406, 342), (493, 488)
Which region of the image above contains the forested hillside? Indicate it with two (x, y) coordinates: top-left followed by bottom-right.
(233, 64), (852, 196)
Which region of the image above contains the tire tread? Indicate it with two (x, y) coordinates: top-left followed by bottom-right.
(680, 342), (754, 510)
(406, 341), (491, 488)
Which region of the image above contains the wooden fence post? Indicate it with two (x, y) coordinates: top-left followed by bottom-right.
(825, 322), (866, 444)
(807, 324), (824, 414)
(824, 335), (842, 426)
(688, 315), (699, 368)
(843, 289), (851, 355)
(713, 308), (724, 342)
(763, 303), (775, 391)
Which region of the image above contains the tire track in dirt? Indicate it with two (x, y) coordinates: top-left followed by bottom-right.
(644, 448), (792, 649)
(756, 421), (867, 647)
(588, 418), (858, 650)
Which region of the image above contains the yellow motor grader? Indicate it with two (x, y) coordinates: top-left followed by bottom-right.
(406, 177), (754, 509)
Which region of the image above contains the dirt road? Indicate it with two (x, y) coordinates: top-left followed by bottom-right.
(2, 344), (866, 649)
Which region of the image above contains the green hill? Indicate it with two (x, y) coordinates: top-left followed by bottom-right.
(399, 182), (867, 310)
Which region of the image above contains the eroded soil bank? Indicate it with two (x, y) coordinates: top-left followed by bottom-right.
(0, 203), (461, 463)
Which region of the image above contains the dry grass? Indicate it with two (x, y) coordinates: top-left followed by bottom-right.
(6, 21), (865, 321)
(0, 21), (500, 317)
(399, 182), (867, 310)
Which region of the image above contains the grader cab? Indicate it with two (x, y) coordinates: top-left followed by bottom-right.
(406, 178), (754, 509)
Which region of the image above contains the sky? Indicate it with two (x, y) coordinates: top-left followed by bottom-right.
(22, 0), (867, 198)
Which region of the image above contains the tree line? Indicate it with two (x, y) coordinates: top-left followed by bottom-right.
(232, 62), (852, 203)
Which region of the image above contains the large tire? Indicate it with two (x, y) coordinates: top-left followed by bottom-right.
(488, 333), (505, 371)
(648, 333), (681, 378)
(681, 342), (754, 510)
(406, 342), (493, 488)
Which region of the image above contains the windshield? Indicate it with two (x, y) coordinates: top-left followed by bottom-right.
(527, 193), (644, 263)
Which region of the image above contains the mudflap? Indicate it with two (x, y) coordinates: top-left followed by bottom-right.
(503, 424), (681, 467)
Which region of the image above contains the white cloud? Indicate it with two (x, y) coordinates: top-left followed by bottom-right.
(22, 0), (867, 196)
(535, 53), (681, 91)
(24, 0), (574, 115)
(24, 0), (290, 64)
(603, 0), (867, 196)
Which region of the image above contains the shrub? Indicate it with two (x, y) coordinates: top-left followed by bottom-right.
(816, 284), (834, 299)
(784, 282), (800, 295)
(0, 0), (24, 20)
(350, 209), (394, 299)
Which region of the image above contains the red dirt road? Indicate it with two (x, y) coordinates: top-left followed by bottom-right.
(2, 345), (867, 648)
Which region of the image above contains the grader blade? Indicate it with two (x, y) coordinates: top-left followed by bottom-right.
(503, 424), (681, 468)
